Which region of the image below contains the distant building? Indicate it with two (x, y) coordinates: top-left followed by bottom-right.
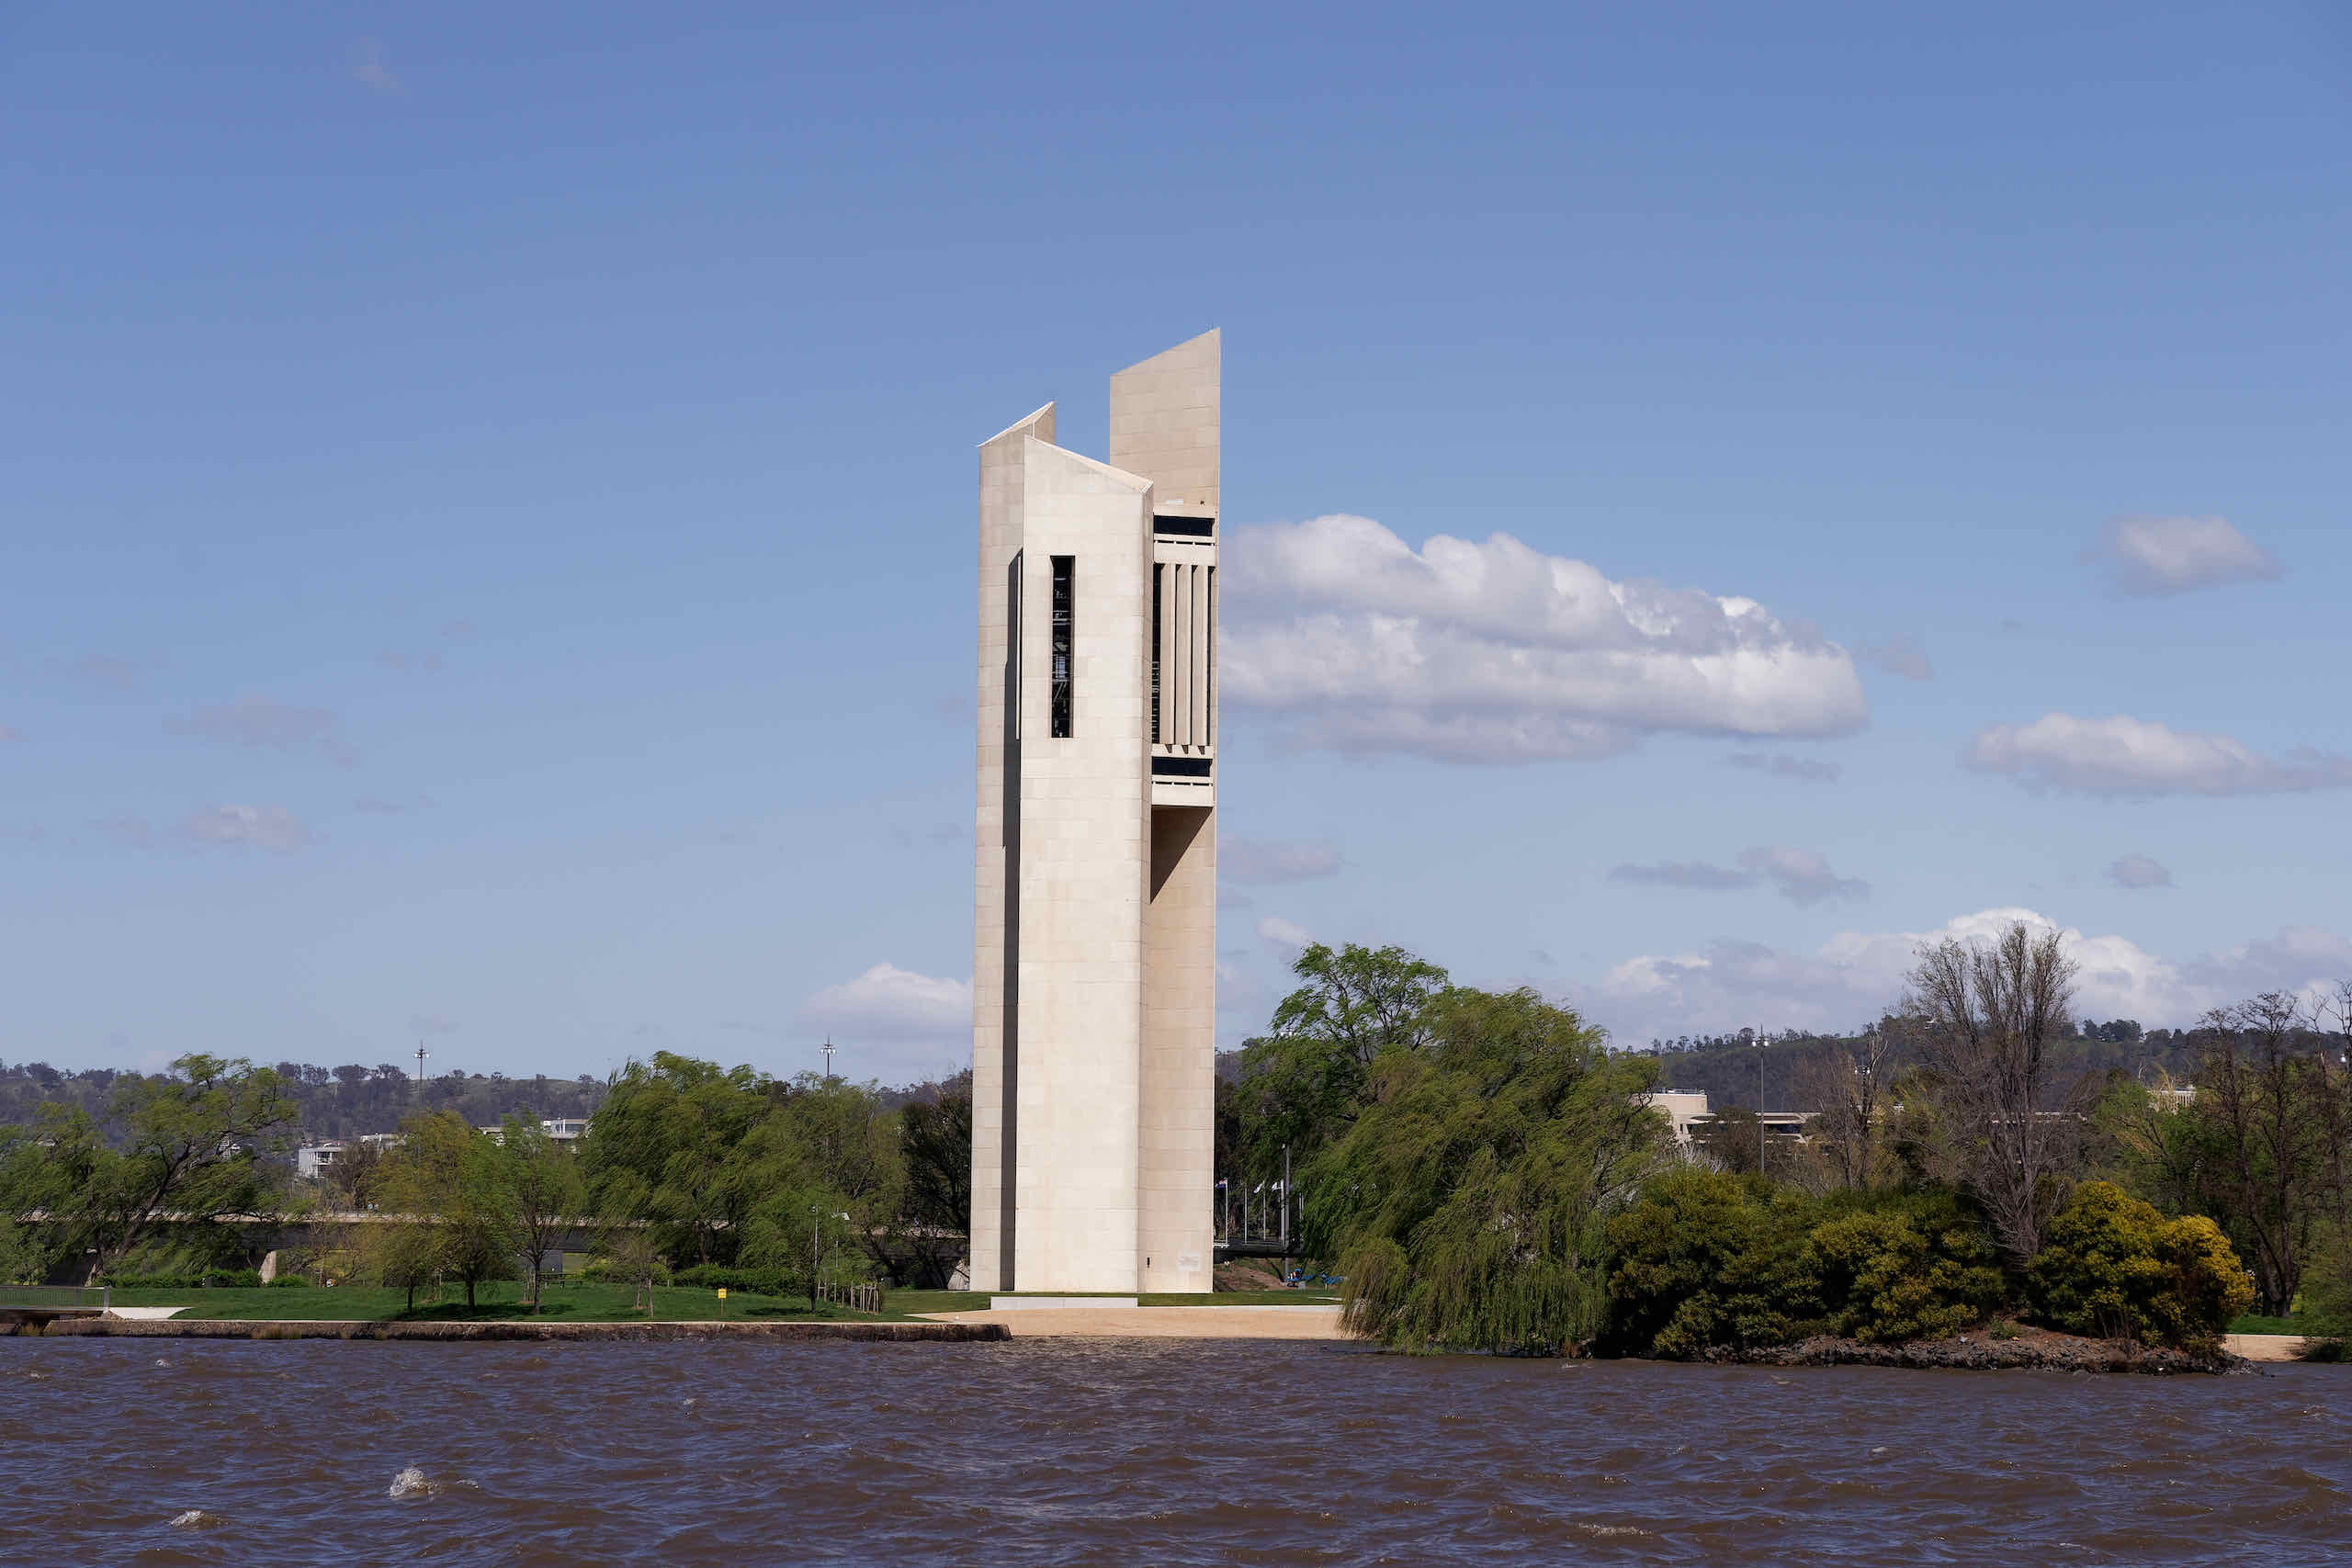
(1638, 1092), (1712, 1149)
(1638, 1091), (1815, 1156)
(296, 1130), (404, 1179)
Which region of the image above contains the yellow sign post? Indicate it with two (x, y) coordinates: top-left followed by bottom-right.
(717, 1286), (728, 1318)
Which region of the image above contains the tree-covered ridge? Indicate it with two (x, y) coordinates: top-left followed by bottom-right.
(0, 1057), (606, 1145)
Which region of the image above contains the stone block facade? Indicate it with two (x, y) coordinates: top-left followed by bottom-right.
(970, 331), (1219, 1293)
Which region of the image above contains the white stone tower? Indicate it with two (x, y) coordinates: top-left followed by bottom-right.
(969, 330), (1219, 1294)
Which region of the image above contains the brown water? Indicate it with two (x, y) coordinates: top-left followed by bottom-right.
(5, 1337), (2350, 1565)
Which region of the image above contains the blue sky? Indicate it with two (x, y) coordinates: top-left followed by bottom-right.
(6, 2), (2349, 1084)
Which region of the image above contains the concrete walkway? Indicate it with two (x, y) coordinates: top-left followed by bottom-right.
(106, 1306), (187, 1321)
(920, 1303), (1350, 1339)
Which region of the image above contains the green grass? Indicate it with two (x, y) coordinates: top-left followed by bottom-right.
(2229, 1312), (2352, 1337)
(89, 1281), (1344, 1324)
(106, 1282), (889, 1324)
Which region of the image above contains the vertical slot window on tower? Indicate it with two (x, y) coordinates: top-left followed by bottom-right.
(1204, 565), (1215, 747)
(1049, 556), (1074, 738)
(1150, 563), (1162, 743)
(1008, 551), (1023, 742)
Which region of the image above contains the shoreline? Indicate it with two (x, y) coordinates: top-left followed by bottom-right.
(1708, 1330), (2252, 1375)
(15, 1316), (1007, 1343)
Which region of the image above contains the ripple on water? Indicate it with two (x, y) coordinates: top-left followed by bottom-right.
(3, 1340), (2351, 1564)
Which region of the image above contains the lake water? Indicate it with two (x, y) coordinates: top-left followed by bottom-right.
(6, 1337), (2350, 1564)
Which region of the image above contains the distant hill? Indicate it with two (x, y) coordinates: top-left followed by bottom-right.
(1643, 1026), (2199, 1112)
(0, 1058), (606, 1145)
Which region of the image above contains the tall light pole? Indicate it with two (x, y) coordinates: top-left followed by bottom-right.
(1757, 1026), (1768, 1179)
(821, 1038), (836, 1081)
(414, 1043), (429, 1105)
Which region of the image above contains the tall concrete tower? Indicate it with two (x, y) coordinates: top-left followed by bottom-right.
(970, 330), (1219, 1295)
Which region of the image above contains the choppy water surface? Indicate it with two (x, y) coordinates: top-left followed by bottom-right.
(5, 1337), (2350, 1565)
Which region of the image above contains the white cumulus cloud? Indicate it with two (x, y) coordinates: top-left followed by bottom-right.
(1965, 714), (2352, 796)
(1592, 907), (2352, 1043)
(797, 963), (970, 1043)
(2086, 515), (2281, 597)
(1219, 515), (1868, 763)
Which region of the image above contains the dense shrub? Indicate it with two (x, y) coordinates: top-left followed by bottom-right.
(98, 1269), (261, 1290)
(1807, 1195), (2004, 1344)
(1601, 1168), (1823, 1357)
(671, 1264), (803, 1297)
(1603, 1172), (2010, 1356)
(2026, 1180), (2254, 1348)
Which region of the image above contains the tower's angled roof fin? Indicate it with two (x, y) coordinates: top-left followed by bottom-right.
(980, 401), (1057, 449)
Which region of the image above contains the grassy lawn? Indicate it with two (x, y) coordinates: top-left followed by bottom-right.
(82, 1282), (1345, 1323)
(105, 1282), (888, 1323)
(2228, 1313), (2349, 1337)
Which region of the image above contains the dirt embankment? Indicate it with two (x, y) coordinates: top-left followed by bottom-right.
(22, 1317), (1007, 1343)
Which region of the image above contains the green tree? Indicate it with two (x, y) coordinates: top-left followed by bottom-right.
(1237, 942), (1450, 1187)
(0, 1105), (107, 1281)
(497, 1115), (585, 1312)
(899, 1074), (972, 1288)
(1313, 987), (1666, 1354)
(2183, 994), (2346, 1316)
(381, 1111), (518, 1309)
(28, 1055), (299, 1281)
(579, 1054), (773, 1267)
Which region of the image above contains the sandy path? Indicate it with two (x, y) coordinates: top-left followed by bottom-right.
(919, 1304), (1350, 1339)
(2223, 1333), (2308, 1362)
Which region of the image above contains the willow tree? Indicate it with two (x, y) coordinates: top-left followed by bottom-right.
(1307, 987), (1668, 1354)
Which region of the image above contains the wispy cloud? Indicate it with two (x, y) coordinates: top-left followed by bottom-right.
(1966, 713), (2352, 796)
(355, 795), (434, 815)
(59, 654), (141, 694)
(1610, 846), (1870, 907)
(2085, 515), (2281, 597)
(168, 696), (353, 763)
(0, 725), (23, 742)
(1256, 915), (1314, 957)
(1852, 634), (1934, 682)
(409, 1014), (459, 1036)
(1222, 839), (1342, 884)
(184, 804), (312, 852)
(349, 38), (399, 93)
(2108, 855), (2174, 890)
(1725, 751), (1842, 784)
